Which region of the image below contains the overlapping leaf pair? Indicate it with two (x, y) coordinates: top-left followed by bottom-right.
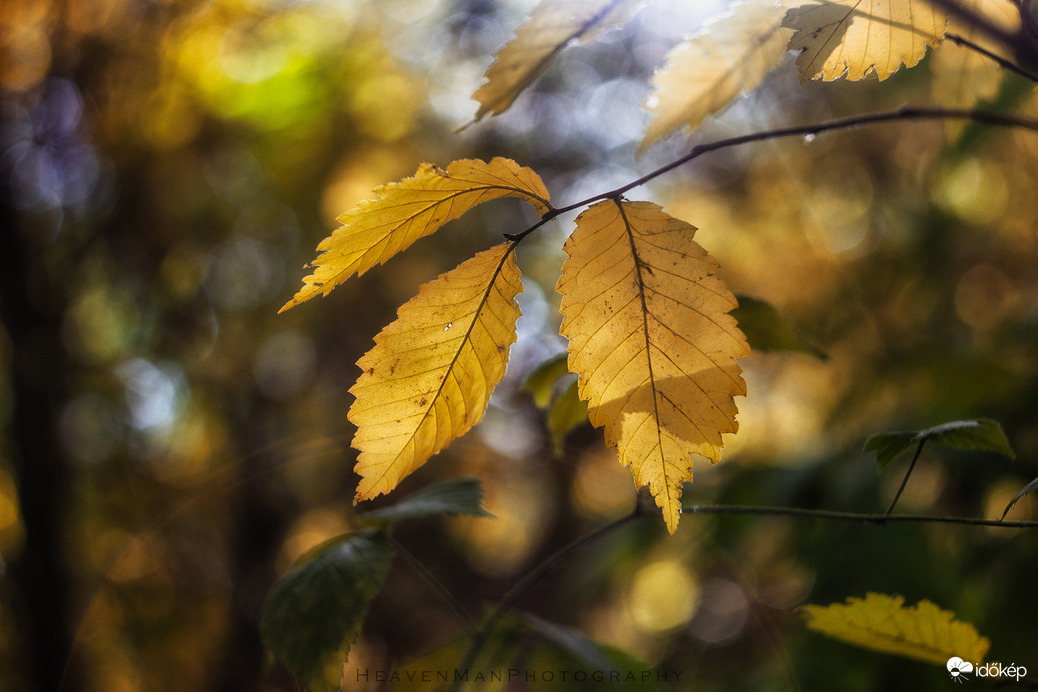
(281, 158), (749, 533)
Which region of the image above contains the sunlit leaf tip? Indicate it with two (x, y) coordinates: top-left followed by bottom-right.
(279, 158), (549, 312)
(557, 199), (749, 533)
(349, 243), (524, 503)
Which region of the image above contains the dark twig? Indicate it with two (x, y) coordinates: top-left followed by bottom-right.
(945, 31), (1038, 83)
(683, 504), (1038, 528)
(885, 439), (927, 516)
(508, 107), (1038, 244)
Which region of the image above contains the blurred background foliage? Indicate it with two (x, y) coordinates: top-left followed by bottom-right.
(1, 0), (1037, 690)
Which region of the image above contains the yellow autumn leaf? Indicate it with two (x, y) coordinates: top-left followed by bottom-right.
(280, 158), (549, 312)
(557, 200), (749, 533)
(802, 593), (991, 665)
(350, 243), (523, 501)
(643, 0), (793, 149)
(780, 0), (946, 81)
(931, 0), (1019, 131)
(470, 0), (641, 124)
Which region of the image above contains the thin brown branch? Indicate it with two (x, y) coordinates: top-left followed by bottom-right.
(946, 31), (1038, 82)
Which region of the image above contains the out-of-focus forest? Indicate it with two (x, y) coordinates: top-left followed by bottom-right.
(1, 0), (1037, 690)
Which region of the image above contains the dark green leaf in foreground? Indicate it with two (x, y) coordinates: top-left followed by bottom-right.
(731, 294), (826, 358)
(864, 418), (1015, 472)
(360, 475), (493, 525)
(261, 531), (392, 692)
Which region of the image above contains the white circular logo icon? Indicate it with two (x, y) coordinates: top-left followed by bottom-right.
(947, 657), (974, 683)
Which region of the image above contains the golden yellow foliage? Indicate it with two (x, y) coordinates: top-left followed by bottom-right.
(349, 243), (524, 501)
(643, 0), (792, 149)
(556, 200), (749, 533)
(470, 0), (641, 123)
(802, 593), (991, 664)
(781, 0), (946, 81)
(280, 158), (549, 312)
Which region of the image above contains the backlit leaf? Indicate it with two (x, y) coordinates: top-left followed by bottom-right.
(281, 158), (549, 311)
(643, 0), (792, 149)
(350, 243), (524, 501)
(557, 200), (749, 533)
(261, 531), (393, 692)
(780, 0), (946, 82)
(470, 0), (641, 124)
(801, 593), (990, 664)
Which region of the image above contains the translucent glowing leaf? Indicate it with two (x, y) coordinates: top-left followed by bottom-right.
(931, 0), (1019, 133)
(781, 0), (946, 81)
(470, 0), (641, 123)
(802, 593), (990, 664)
(261, 531), (392, 692)
(281, 159), (549, 311)
(643, 0), (792, 148)
(350, 243), (523, 501)
(557, 200), (749, 533)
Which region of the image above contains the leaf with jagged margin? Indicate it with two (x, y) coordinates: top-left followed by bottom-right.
(360, 476), (493, 526)
(557, 200), (749, 533)
(469, 0), (642, 124)
(643, 0), (792, 149)
(280, 158), (549, 311)
(802, 593), (990, 665)
(261, 531), (392, 692)
(350, 243), (523, 502)
(864, 418), (1015, 472)
(780, 0), (946, 82)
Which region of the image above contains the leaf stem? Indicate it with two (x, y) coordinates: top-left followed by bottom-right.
(450, 509), (643, 691)
(885, 439), (926, 516)
(389, 535), (478, 632)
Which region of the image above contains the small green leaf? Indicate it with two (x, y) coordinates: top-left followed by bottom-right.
(522, 353), (572, 408)
(360, 476), (493, 525)
(1001, 475), (1038, 520)
(865, 418), (1014, 472)
(261, 531), (392, 692)
(924, 419), (1015, 459)
(863, 431), (919, 473)
(731, 294), (826, 359)
(547, 379), (589, 456)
